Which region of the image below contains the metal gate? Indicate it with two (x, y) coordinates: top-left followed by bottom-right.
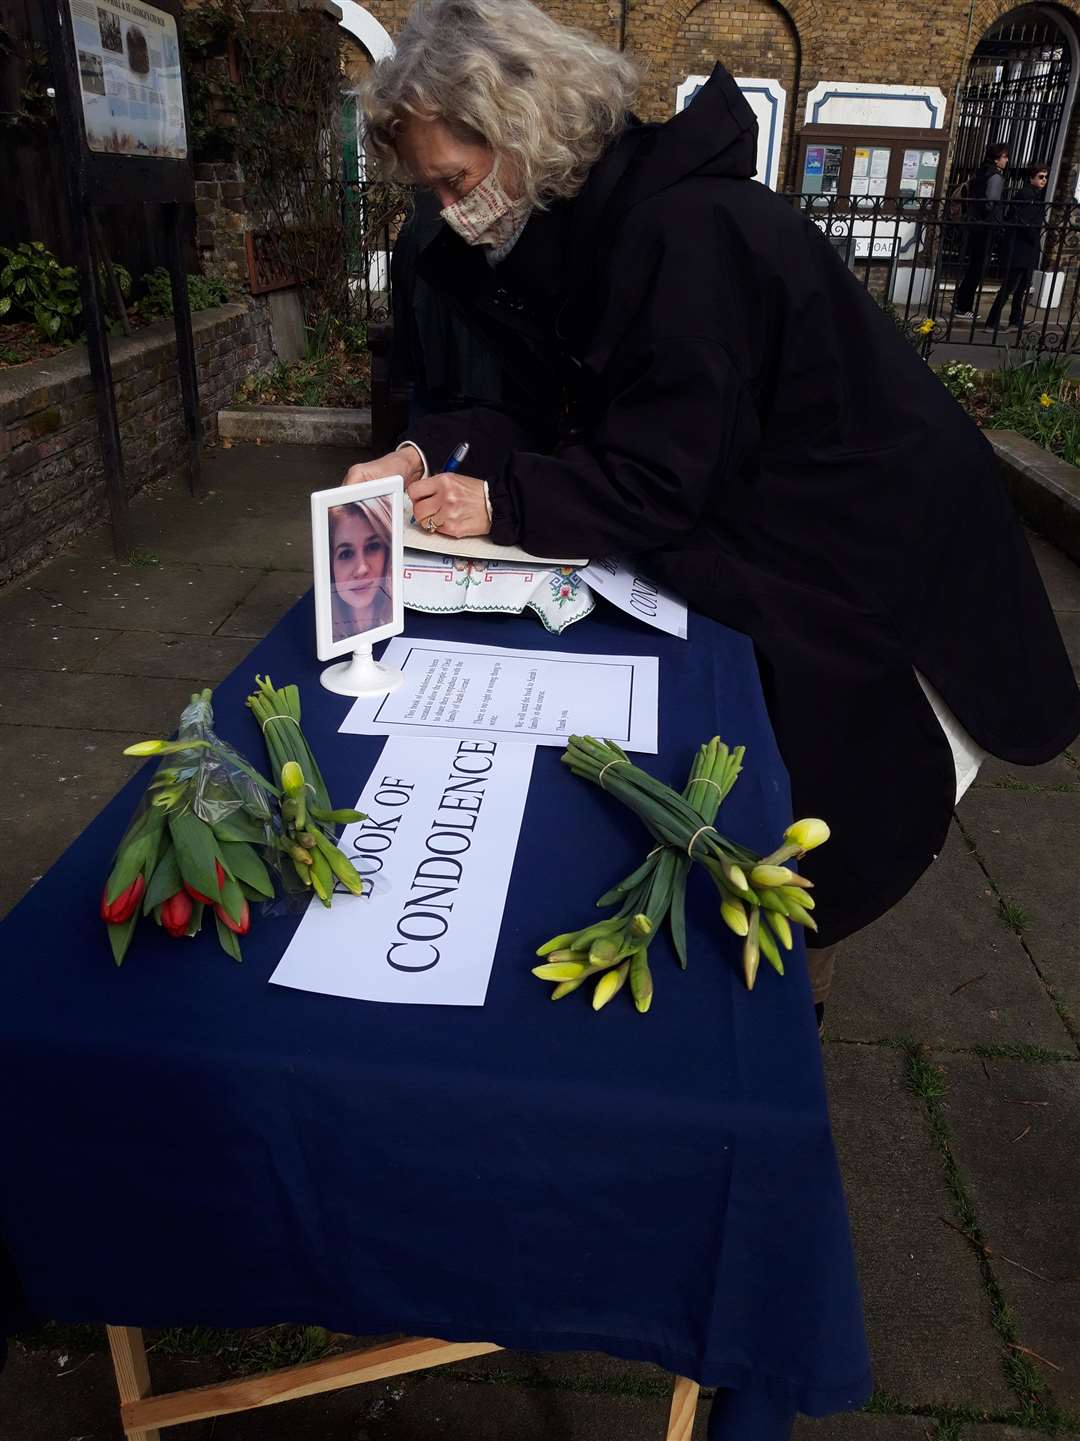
(949, 5), (1073, 197)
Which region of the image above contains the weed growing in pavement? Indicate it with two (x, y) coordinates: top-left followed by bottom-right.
(999, 899), (1032, 934)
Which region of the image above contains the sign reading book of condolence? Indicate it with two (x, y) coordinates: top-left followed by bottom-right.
(68, 0), (187, 161)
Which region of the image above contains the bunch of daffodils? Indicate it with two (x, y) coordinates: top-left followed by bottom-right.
(532, 736), (830, 1011)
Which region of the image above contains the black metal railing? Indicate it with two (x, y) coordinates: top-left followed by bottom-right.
(342, 178), (412, 326)
(341, 181), (1080, 355)
(784, 192), (1080, 353)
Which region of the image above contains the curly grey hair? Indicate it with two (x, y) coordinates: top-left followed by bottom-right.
(360, 0), (640, 208)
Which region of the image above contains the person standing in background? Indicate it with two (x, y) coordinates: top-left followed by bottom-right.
(954, 142), (1010, 317)
(986, 161), (1049, 333)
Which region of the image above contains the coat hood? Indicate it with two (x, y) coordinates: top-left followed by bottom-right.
(614, 64), (758, 214)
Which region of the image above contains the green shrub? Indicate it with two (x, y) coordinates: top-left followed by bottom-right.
(137, 267), (231, 319)
(0, 241), (82, 340)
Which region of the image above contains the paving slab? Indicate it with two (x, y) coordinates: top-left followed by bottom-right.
(972, 752), (1078, 792)
(127, 492), (312, 571)
(793, 1414), (936, 1440)
(358, 1372), (703, 1441)
(827, 823), (1068, 1049)
(202, 441), (359, 494)
(215, 568), (314, 637)
(0, 723), (146, 917)
(939, 1057), (1080, 1410)
(88, 629), (257, 682)
(1027, 531), (1080, 611)
(2, 621), (122, 671)
(0, 558), (262, 635)
(956, 788), (1080, 1030)
(0, 668), (198, 735)
(1055, 610), (1080, 675)
(823, 1046), (1012, 1409)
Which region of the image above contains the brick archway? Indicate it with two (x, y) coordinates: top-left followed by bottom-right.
(633, 0), (809, 127)
(955, 3), (1080, 197)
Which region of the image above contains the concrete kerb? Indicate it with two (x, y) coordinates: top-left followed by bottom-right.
(986, 429), (1080, 566)
(217, 404), (372, 448)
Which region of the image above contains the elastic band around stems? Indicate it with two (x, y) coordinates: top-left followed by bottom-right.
(260, 713), (302, 733)
(598, 759), (629, 789)
(686, 824), (718, 859)
(692, 777), (725, 797)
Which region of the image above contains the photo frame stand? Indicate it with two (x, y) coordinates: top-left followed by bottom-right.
(320, 643), (403, 698)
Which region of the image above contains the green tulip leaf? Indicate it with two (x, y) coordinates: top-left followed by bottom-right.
(168, 812), (221, 900)
(187, 900), (205, 937)
(212, 811), (268, 844)
(105, 833), (151, 905)
(107, 909), (139, 967)
(215, 912), (243, 962)
(219, 841), (274, 898)
(143, 844), (183, 914)
(217, 874), (247, 927)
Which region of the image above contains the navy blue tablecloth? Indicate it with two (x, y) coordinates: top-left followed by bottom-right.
(0, 597), (871, 1437)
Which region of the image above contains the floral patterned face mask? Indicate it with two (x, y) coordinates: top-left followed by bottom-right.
(440, 157), (530, 248)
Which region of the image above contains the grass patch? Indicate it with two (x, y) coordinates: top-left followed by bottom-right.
(999, 899), (1032, 935)
(150, 1323), (335, 1375)
(13, 1320), (107, 1353)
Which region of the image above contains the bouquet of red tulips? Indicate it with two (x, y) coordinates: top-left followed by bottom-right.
(101, 689), (277, 965)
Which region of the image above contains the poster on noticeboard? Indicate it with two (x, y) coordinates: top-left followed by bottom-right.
(67, 0), (187, 159)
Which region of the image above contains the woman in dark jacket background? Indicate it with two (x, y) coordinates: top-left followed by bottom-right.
(986, 160), (1050, 332)
(347, 0), (1080, 1015)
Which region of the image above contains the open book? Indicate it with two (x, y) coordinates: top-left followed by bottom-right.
(404, 493), (587, 567)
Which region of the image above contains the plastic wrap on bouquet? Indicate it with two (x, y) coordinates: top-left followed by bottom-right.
(101, 690), (278, 966)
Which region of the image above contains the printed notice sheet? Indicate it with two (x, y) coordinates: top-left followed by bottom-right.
(339, 638), (659, 753)
(270, 737), (535, 1006)
(580, 558), (688, 639)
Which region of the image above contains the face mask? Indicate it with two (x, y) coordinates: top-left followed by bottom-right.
(440, 157), (529, 248)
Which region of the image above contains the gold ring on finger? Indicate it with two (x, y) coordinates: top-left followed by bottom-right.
(424, 514), (441, 534)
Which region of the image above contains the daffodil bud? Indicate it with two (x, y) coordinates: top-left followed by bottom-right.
(592, 959), (631, 1011)
(750, 864), (796, 888)
(533, 961), (588, 981)
(631, 913), (653, 936)
(720, 899), (750, 937)
(281, 761), (305, 795)
(783, 819), (830, 853)
(723, 861), (750, 894)
(124, 739), (168, 756)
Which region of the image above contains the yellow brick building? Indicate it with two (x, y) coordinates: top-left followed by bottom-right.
(336, 0), (1080, 198)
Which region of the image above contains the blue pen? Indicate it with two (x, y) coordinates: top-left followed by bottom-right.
(443, 442), (470, 473)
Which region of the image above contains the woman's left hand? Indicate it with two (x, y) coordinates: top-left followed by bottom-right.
(407, 472), (491, 538)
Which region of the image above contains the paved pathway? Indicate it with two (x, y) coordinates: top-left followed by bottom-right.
(0, 443), (1077, 1440)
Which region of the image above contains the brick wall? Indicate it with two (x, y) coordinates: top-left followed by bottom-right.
(355, 0), (1080, 189)
(0, 302), (272, 587)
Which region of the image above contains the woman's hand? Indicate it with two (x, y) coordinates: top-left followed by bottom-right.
(343, 448), (423, 488)
(407, 472), (491, 538)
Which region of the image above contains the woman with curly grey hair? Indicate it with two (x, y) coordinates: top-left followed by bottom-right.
(346, 2), (1079, 1019)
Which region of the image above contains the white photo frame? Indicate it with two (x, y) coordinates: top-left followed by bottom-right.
(311, 476), (405, 696)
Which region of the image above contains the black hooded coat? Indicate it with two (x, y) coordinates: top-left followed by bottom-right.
(400, 66), (1080, 946)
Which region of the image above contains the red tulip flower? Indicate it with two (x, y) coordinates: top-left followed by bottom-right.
(214, 897), (250, 936)
(184, 860), (227, 905)
(160, 889), (193, 938)
(100, 873), (145, 925)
